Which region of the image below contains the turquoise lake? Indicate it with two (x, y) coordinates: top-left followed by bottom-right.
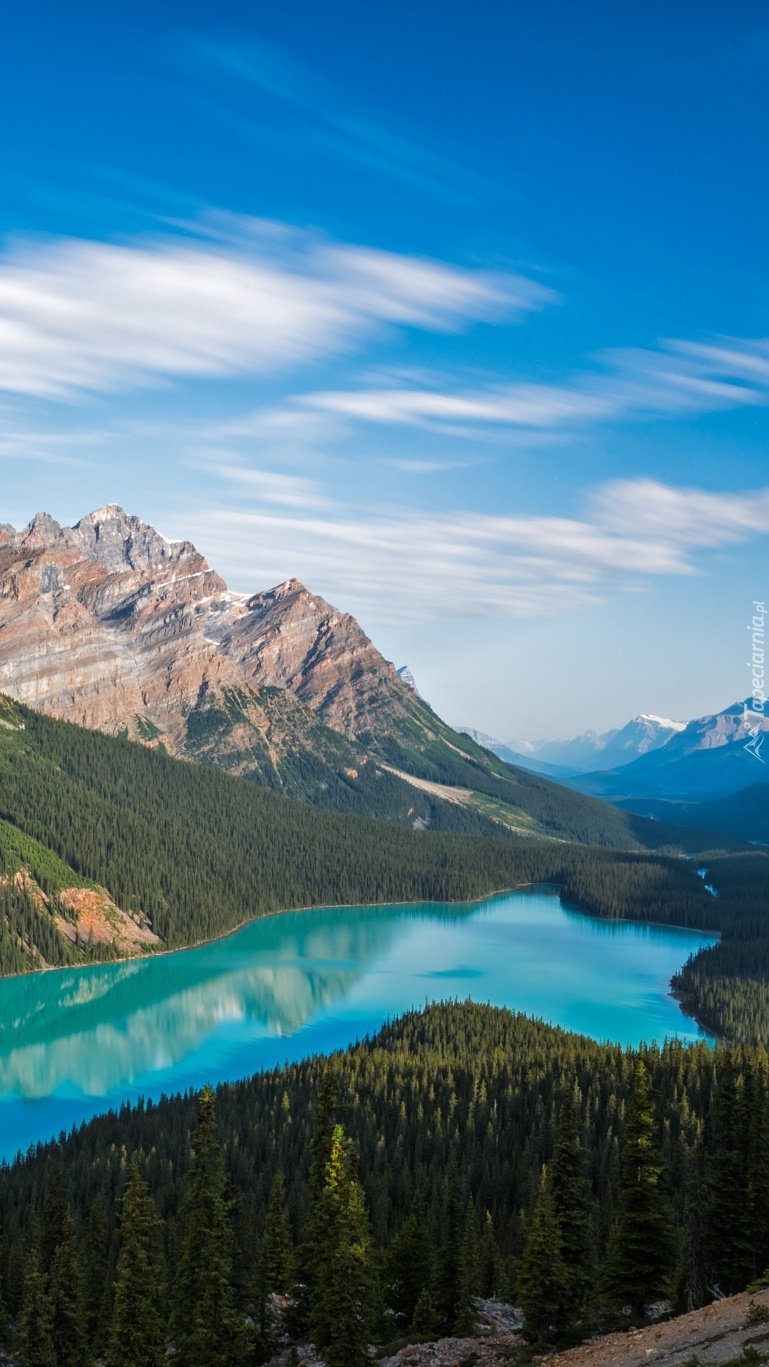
(0, 887), (716, 1161)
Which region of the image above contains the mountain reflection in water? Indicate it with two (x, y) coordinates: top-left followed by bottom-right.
(0, 889), (717, 1159)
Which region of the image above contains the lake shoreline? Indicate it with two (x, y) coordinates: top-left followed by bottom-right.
(0, 884), (719, 1163)
(21, 878), (719, 980)
(5, 880), (720, 1043)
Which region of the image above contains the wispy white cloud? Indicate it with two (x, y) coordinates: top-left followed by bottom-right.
(178, 478), (769, 624)
(206, 462), (331, 509)
(593, 477), (769, 544)
(0, 220), (549, 398)
(302, 382), (612, 430)
(293, 335), (769, 438)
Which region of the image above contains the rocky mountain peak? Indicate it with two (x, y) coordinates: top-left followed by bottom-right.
(246, 577), (310, 609)
(0, 501), (421, 756)
(71, 505), (189, 574)
(18, 512), (69, 551)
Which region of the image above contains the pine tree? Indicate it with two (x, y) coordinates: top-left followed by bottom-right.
(171, 1086), (241, 1367)
(453, 1208), (479, 1335)
(603, 1060), (675, 1318)
(550, 1093), (595, 1331)
(250, 1172), (293, 1362)
(17, 1239), (55, 1367)
(410, 1286), (437, 1338)
(48, 1205), (90, 1367)
(84, 1192), (112, 1355)
(479, 1210), (501, 1299)
(311, 1124), (373, 1367)
(434, 1160), (463, 1335)
(385, 1212), (433, 1328)
(517, 1166), (569, 1343)
(294, 1067), (340, 1331)
(40, 1165), (68, 1275)
(106, 1161), (166, 1367)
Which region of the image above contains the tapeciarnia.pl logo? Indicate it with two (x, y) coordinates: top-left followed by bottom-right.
(745, 599), (766, 763)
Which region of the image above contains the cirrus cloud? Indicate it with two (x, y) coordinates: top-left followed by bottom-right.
(176, 477), (769, 624)
(0, 220), (553, 399)
(292, 335), (769, 438)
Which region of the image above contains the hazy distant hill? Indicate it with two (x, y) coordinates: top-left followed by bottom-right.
(570, 700), (769, 801)
(457, 728), (578, 777)
(613, 782), (769, 845)
(498, 713), (687, 773)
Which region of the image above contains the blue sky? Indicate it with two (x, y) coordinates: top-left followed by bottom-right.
(1, 0), (768, 737)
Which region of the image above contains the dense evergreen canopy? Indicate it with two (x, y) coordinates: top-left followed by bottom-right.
(3, 1001), (769, 1358)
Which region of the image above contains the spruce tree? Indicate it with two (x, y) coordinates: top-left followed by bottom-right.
(745, 1051), (769, 1281)
(17, 1239), (55, 1367)
(550, 1093), (595, 1331)
(702, 1055), (752, 1293)
(40, 1165), (68, 1275)
(453, 1208), (479, 1335)
(257, 1172), (293, 1294)
(517, 1166), (569, 1343)
(295, 1067), (340, 1328)
(106, 1161), (166, 1367)
(250, 1172), (293, 1361)
(309, 1071), (340, 1185)
(48, 1206), (90, 1367)
(0, 1236), (6, 1340)
(385, 1212), (433, 1329)
(603, 1060), (675, 1318)
(171, 1086), (241, 1367)
(434, 1160), (463, 1335)
(84, 1192), (112, 1355)
(311, 1124), (373, 1367)
(479, 1210), (501, 1299)
(410, 1286), (437, 1338)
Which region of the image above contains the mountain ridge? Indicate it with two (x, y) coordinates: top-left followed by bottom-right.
(0, 504), (747, 851)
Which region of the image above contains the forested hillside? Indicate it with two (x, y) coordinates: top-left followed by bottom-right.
(0, 693), (767, 1040)
(2, 1002), (769, 1361)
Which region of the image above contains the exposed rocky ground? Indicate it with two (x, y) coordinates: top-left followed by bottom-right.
(546, 1288), (769, 1367)
(270, 1289), (769, 1367)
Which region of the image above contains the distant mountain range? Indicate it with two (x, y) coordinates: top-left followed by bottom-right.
(463, 701), (769, 843)
(461, 714), (687, 774)
(0, 504), (705, 851)
(569, 700), (769, 801)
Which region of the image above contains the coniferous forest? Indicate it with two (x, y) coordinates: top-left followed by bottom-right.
(0, 696), (768, 1360)
(2, 1003), (769, 1363)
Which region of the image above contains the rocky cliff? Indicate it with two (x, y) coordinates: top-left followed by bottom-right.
(0, 505), (423, 748)
(0, 506), (511, 826)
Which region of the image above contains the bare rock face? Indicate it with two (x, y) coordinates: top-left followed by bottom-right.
(0, 505), (421, 763)
(210, 577), (416, 741)
(0, 507), (241, 748)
